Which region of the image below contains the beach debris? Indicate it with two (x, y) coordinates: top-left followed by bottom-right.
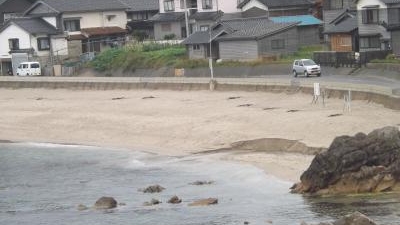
(263, 107), (278, 111)
(188, 198), (218, 206)
(237, 104), (253, 107)
(300, 212), (377, 225)
(227, 96), (241, 100)
(36, 97), (44, 100)
(291, 126), (400, 195)
(143, 198), (162, 206)
(94, 197), (117, 209)
(111, 97), (125, 100)
(287, 109), (300, 113)
(77, 204), (88, 211)
(167, 195), (182, 204)
(142, 96), (155, 99)
(189, 180), (214, 185)
(244, 222), (250, 225)
(328, 113), (343, 117)
(118, 202), (126, 206)
(140, 184), (165, 193)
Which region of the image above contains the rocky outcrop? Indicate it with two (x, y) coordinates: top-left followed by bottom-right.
(94, 197), (117, 209)
(292, 126), (400, 195)
(188, 198), (218, 206)
(301, 212), (377, 225)
(143, 198), (161, 206)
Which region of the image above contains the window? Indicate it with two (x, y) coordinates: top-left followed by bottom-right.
(329, 0), (343, 10)
(202, 0), (213, 9)
(8, 38), (19, 50)
(180, 0), (185, 9)
(362, 8), (379, 24)
(271, 39), (285, 49)
(31, 63), (40, 69)
(164, 0), (175, 11)
(200, 25), (209, 31)
(161, 23), (172, 32)
(64, 19), (81, 32)
(37, 37), (50, 51)
(106, 15), (116, 21)
(193, 44), (200, 50)
(360, 36), (380, 48)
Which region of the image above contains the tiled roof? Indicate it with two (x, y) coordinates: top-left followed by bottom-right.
(238, 0), (313, 8)
(39, 0), (129, 13)
(189, 11), (223, 21)
(150, 12), (185, 22)
(118, 0), (159, 12)
(0, 0), (7, 6)
(216, 17), (298, 41)
(324, 17), (357, 34)
(3, 17), (59, 35)
(183, 17), (298, 44)
(270, 15), (322, 26)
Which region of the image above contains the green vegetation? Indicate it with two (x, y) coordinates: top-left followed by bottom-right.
(280, 45), (325, 62)
(90, 43), (186, 72)
(90, 44), (325, 72)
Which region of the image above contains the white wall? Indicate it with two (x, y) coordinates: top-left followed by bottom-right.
(51, 37), (68, 56)
(63, 10), (127, 31)
(241, 0), (268, 11)
(217, 0), (241, 13)
(159, 0), (185, 13)
(0, 24), (30, 58)
(43, 16), (57, 28)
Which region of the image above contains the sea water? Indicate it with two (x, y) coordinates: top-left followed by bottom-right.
(0, 143), (399, 225)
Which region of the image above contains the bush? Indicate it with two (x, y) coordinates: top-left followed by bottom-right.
(164, 34), (176, 40)
(132, 31), (148, 42)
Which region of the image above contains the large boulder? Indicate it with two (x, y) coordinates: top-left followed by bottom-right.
(301, 212), (377, 225)
(94, 197), (117, 209)
(292, 127), (400, 194)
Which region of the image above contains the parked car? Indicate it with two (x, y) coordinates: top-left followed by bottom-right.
(292, 59), (321, 77)
(16, 62), (41, 76)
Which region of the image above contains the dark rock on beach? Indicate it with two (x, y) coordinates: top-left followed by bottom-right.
(292, 126), (400, 195)
(301, 211), (377, 225)
(189, 180), (214, 185)
(140, 184), (165, 193)
(94, 197), (117, 209)
(167, 195), (182, 204)
(143, 198), (161, 206)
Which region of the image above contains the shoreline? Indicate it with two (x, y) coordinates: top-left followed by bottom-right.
(1, 88), (399, 182)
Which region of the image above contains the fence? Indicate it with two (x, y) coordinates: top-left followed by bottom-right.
(313, 50), (391, 67)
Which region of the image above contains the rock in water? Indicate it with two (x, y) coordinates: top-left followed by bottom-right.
(94, 197), (117, 209)
(167, 195), (182, 204)
(188, 198), (218, 206)
(141, 185), (165, 193)
(292, 126), (400, 195)
(301, 212), (377, 225)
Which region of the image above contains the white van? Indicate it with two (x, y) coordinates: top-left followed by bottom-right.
(16, 62), (41, 76)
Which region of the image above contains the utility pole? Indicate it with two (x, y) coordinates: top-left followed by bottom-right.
(184, 0), (189, 38)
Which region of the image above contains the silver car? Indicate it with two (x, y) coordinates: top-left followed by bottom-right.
(292, 59), (321, 77)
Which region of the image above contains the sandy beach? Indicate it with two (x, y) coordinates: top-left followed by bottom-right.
(1, 88), (399, 182)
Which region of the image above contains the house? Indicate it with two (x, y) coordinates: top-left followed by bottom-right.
(324, 16), (358, 51)
(182, 17), (299, 60)
(237, 0), (315, 17)
(355, 0), (400, 54)
(270, 15), (322, 46)
(0, 0), (36, 25)
(120, 0), (159, 39)
(24, 0), (129, 59)
(150, 0), (240, 40)
(0, 17), (63, 75)
(321, 0), (358, 51)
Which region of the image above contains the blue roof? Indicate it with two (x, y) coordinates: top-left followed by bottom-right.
(270, 15), (322, 26)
